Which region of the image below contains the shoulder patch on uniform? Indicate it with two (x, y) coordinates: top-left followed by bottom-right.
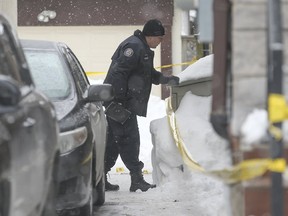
(124, 48), (134, 57)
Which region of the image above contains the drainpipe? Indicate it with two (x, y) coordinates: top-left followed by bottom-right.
(210, 3), (245, 215)
(267, 0), (285, 215)
(210, 0), (231, 139)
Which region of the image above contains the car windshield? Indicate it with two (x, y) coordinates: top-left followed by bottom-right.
(24, 50), (71, 100)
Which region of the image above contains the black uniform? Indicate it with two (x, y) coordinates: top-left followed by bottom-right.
(104, 29), (169, 174)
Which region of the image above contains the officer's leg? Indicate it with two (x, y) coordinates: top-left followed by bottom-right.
(118, 114), (156, 192)
(104, 118), (120, 173)
(104, 118), (120, 191)
(118, 114), (143, 173)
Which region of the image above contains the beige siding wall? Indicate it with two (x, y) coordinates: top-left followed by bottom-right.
(172, 7), (185, 76)
(17, 26), (162, 96)
(0, 0), (17, 27)
(231, 0), (288, 138)
(231, 1), (267, 137)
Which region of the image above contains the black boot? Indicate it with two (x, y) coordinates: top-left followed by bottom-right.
(130, 171), (156, 192)
(105, 174), (119, 191)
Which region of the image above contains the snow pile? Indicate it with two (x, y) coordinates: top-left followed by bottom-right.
(150, 92), (231, 215)
(240, 108), (288, 146)
(150, 54), (232, 215)
(240, 109), (269, 147)
(178, 54), (213, 82)
(137, 96), (167, 172)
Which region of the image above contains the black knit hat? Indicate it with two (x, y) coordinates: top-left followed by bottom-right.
(142, 19), (165, 36)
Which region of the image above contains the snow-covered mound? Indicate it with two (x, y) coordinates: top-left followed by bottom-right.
(178, 54), (213, 83)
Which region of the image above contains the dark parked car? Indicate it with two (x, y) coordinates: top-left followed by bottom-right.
(0, 16), (59, 216)
(21, 39), (113, 216)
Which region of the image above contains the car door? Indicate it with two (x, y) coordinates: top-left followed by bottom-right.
(0, 17), (58, 216)
(64, 47), (107, 183)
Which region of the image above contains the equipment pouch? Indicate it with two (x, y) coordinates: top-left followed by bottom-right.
(105, 101), (131, 124)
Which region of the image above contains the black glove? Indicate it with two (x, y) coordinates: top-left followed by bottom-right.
(166, 76), (180, 86)
(159, 75), (180, 86)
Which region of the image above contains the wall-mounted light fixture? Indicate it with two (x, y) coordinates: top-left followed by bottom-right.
(37, 10), (57, 22)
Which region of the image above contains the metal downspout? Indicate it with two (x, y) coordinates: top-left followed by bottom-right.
(210, 0), (231, 139)
(267, 0), (285, 215)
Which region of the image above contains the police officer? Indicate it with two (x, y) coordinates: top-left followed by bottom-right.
(104, 19), (179, 192)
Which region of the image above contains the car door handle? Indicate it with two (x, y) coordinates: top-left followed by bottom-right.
(23, 117), (36, 128)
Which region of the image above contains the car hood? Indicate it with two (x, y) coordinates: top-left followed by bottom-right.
(52, 99), (77, 120)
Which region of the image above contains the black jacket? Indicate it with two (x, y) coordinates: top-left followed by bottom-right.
(104, 30), (166, 117)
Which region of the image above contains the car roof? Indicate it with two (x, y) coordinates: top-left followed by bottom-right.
(20, 39), (68, 51)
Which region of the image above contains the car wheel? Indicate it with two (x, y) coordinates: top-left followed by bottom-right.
(94, 172), (105, 206)
(79, 194), (93, 216)
(62, 174), (93, 216)
(78, 156), (94, 216)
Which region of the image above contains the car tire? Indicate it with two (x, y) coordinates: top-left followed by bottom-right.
(78, 156), (94, 216)
(94, 172), (105, 206)
(59, 194), (92, 216)
(63, 168), (93, 216)
(79, 195), (93, 216)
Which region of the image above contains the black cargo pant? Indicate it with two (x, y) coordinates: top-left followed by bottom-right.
(104, 113), (144, 174)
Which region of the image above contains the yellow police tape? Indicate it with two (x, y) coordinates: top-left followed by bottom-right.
(210, 159), (286, 184)
(268, 93), (288, 123)
(267, 93), (288, 141)
(269, 124), (283, 141)
(166, 98), (204, 172)
(116, 167), (125, 173)
(115, 167), (150, 174)
(154, 59), (197, 70)
(85, 59), (197, 76)
(166, 97), (287, 184)
(86, 71), (106, 76)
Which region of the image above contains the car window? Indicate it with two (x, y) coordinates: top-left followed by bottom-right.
(65, 48), (89, 94)
(24, 50), (71, 100)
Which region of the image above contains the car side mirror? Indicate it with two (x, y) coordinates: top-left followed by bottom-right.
(86, 84), (114, 102)
(0, 76), (21, 106)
